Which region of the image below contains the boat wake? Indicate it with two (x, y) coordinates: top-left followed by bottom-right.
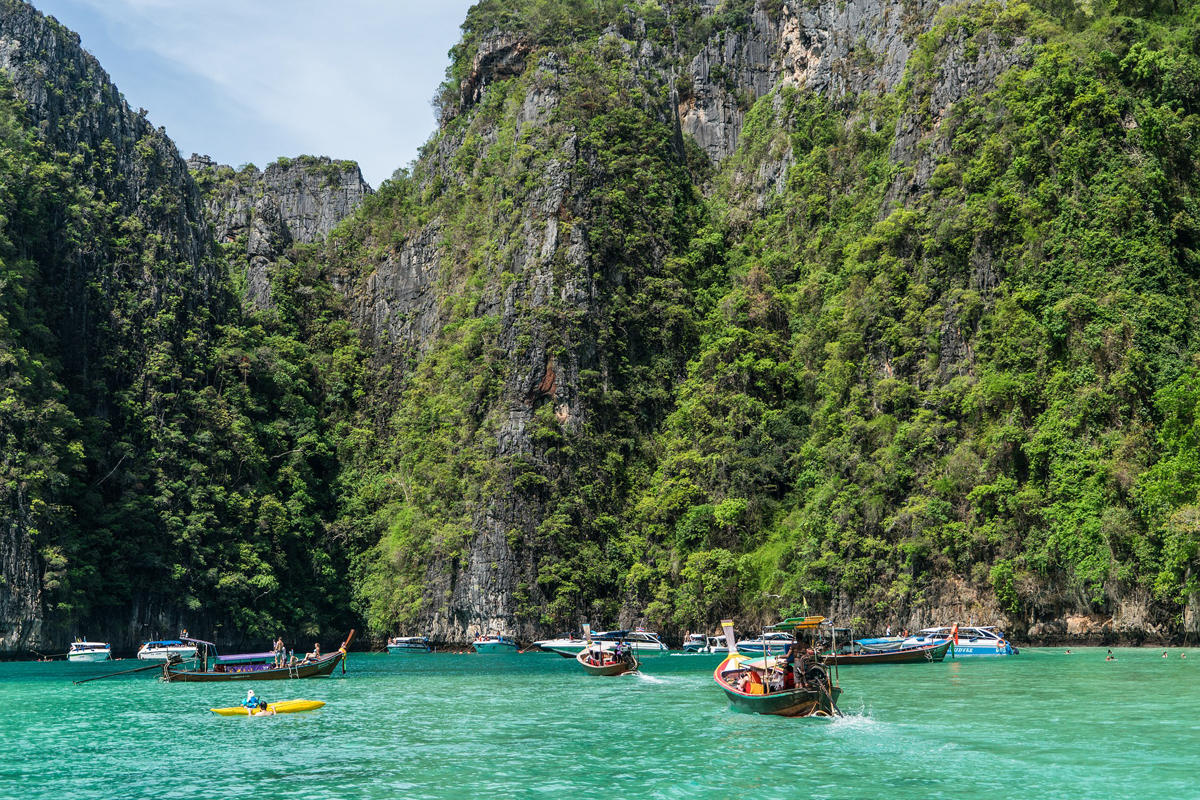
(633, 673), (669, 685)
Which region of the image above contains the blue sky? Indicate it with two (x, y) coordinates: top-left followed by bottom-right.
(31, 1), (477, 187)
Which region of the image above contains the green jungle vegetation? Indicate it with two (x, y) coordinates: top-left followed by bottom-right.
(8, 0), (1200, 643)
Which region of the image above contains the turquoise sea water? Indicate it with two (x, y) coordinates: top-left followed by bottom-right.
(3, 647), (1198, 799)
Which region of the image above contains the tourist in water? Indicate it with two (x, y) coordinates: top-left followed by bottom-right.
(1183, 653), (1187, 659)
(1106, 650), (1115, 661)
(1065, 649), (1072, 654)
(252, 701), (275, 716)
(1163, 651), (1169, 657)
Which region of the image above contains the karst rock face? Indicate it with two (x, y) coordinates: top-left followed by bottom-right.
(189, 155), (372, 309)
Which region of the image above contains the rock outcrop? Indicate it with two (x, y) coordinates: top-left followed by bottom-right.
(189, 155), (372, 309)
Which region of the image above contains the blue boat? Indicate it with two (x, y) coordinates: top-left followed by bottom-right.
(734, 631), (794, 656)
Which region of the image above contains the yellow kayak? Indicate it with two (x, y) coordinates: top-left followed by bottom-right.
(210, 699), (325, 716)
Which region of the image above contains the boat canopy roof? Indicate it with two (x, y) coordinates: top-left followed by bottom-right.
(215, 651), (274, 664)
(142, 640), (185, 647)
(769, 616), (828, 631)
(180, 636), (217, 647)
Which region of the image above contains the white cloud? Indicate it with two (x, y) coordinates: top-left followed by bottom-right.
(38, 0), (476, 185)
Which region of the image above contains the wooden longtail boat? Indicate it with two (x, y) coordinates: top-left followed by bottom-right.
(821, 637), (952, 666)
(574, 624), (639, 676)
(713, 617), (842, 717)
(162, 631), (355, 683)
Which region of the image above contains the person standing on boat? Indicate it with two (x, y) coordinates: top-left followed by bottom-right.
(783, 640), (799, 689)
(273, 636), (285, 667)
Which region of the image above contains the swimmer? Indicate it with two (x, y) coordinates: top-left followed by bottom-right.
(1163, 651), (1169, 658)
(1064, 649), (1072, 655)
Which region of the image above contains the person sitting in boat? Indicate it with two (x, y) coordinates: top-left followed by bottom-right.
(252, 701), (275, 716)
(783, 641), (799, 690)
(304, 643), (321, 662)
(242, 690), (260, 710)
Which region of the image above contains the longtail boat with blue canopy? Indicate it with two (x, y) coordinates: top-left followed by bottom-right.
(161, 631), (355, 682)
(713, 617), (842, 717)
(819, 626), (952, 665)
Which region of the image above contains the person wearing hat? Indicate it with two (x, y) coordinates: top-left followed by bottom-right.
(241, 690), (261, 710)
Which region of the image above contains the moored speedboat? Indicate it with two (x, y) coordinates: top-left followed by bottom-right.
(67, 640), (111, 662)
(821, 637), (952, 665)
(534, 628), (668, 658)
(137, 639), (199, 661)
(386, 636), (431, 654)
(713, 618), (842, 717)
(903, 626), (1018, 656)
(472, 634), (518, 654)
(682, 632), (708, 652)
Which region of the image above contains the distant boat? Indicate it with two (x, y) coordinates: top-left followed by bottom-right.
(902, 626), (1019, 656)
(682, 632), (729, 654)
(713, 618), (842, 718)
(67, 640), (111, 662)
(533, 628), (668, 658)
(472, 634), (518, 654)
(162, 631), (355, 682)
(211, 699), (326, 716)
(733, 630), (794, 656)
(137, 640), (199, 661)
(386, 636), (431, 654)
(821, 637), (952, 665)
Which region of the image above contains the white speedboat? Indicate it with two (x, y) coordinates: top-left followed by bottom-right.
(472, 634), (518, 654)
(534, 628), (668, 658)
(67, 640), (111, 662)
(386, 636), (431, 654)
(136, 639), (199, 661)
(681, 633), (729, 654)
(902, 626), (1018, 656)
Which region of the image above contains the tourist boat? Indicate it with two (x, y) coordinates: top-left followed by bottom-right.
(902, 625), (1019, 656)
(472, 634), (518, 653)
(713, 618), (842, 717)
(733, 630), (794, 656)
(533, 628), (668, 658)
(161, 631), (355, 682)
(136, 639), (199, 661)
(67, 640), (112, 662)
(682, 632), (729, 654)
(575, 630), (639, 676)
(386, 636), (431, 654)
(821, 635), (952, 665)
(211, 699), (326, 716)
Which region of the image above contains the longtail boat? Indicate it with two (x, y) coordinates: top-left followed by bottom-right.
(713, 617), (842, 717)
(575, 625), (639, 676)
(162, 631), (355, 683)
(821, 637), (951, 665)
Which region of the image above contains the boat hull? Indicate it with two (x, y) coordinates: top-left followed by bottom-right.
(386, 645), (430, 654)
(472, 641), (518, 654)
(67, 651), (111, 663)
(211, 699), (326, 716)
(539, 641), (668, 658)
(164, 652), (344, 682)
(822, 639), (951, 665)
(720, 684), (842, 717)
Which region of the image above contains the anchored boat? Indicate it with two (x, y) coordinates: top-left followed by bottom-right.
(534, 628), (668, 658)
(821, 630), (952, 665)
(386, 636), (431, 654)
(472, 634), (518, 653)
(713, 617), (842, 718)
(900, 626), (1018, 656)
(137, 639), (199, 661)
(67, 640), (112, 662)
(162, 631), (355, 682)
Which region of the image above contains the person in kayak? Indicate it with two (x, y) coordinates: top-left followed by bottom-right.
(242, 690), (261, 710)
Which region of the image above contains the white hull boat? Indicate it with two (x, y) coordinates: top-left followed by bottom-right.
(472, 634), (518, 653)
(534, 629), (668, 658)
(67, 641), (111, 662)
(137, 640), (199, 661)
